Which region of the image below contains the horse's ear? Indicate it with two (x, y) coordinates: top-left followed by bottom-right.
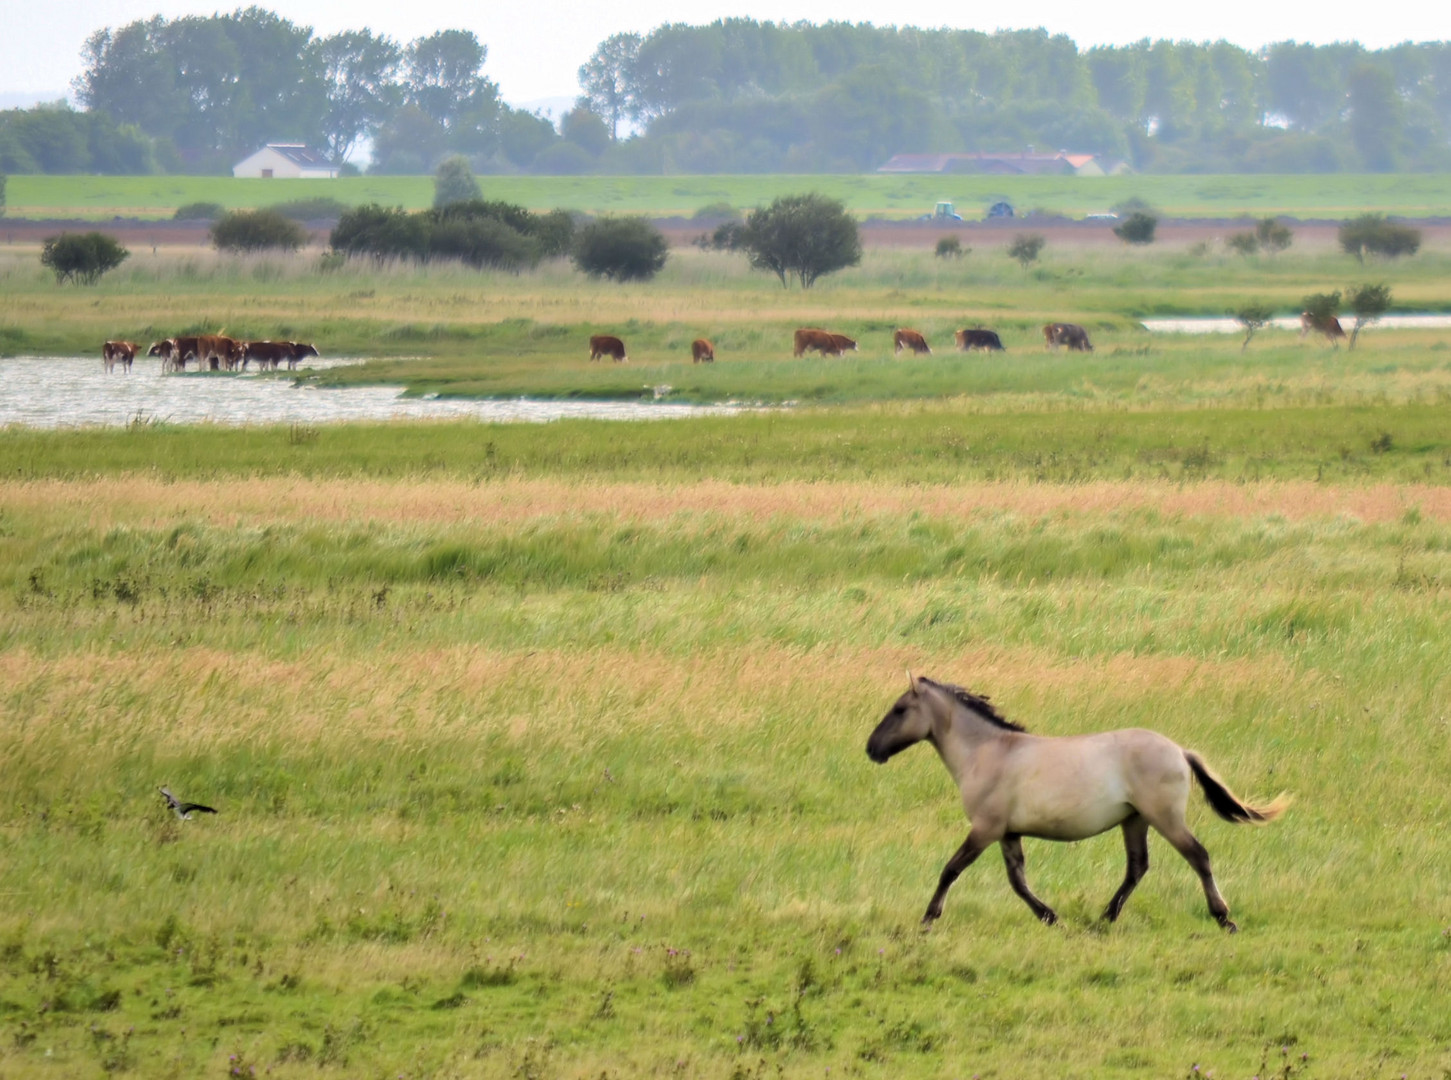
(907, 670), (919, 693)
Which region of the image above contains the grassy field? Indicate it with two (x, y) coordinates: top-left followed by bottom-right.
(2, 232), (1451, 1078)
(2, 411), (1451, 1079)
(5, 243), (1451, 406)
(7, 172), (1451, 220)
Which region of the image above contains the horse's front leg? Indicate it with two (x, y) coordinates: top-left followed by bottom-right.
(1000, 834), (1058, 925)
(922, 829), (996, 927)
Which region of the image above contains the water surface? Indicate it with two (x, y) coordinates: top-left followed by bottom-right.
(0, 357), (732, 428)
(1142, 314), (1451, 334)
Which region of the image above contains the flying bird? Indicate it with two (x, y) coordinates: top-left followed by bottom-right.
(159, 787), (218, 820)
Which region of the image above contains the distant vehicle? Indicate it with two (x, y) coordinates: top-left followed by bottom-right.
(1085, 212), (1119, 221)
(920, 200), (963, 222)
(986, 201), (1015, 219)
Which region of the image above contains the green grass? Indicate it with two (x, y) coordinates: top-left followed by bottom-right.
(8, 172), (1451, 220)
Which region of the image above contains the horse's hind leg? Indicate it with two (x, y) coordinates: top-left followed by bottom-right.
(1101, 814), (1150, 922)
(1001, 834), (1058, 925)
(1157, 824), (1236, 932)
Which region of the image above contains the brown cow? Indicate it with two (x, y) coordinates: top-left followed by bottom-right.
(893, 329), (931, 355)
(691, 338), (715, 363)
(793, 328), (837, 357)
(103, 341), (137, 372)
(1043, 322), (1093, 352)
(194, 334), (244, 370)
(170, 335), (202, 369)
(589, 334), (627, 362)
(829, 333), (858, 354)
(1299, 311), (1346, 345)
(287, 342), (320, 370)
(149, 339), (183, 372)
(242, 341), (294, 371)
(955, 329), (1006, 352)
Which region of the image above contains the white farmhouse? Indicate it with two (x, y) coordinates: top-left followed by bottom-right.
(232, 144), (338, 179)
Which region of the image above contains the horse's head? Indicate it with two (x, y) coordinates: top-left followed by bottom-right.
(866, 672), (937, 763)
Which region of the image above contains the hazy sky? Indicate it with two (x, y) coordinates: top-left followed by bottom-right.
(2, 0), (1442, 106)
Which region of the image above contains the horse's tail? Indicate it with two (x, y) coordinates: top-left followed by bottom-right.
(1184, 751), (1290, 824)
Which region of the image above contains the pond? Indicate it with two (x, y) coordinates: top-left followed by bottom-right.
(0, 357), (736, 429)
(1141, 314), (1451, 334)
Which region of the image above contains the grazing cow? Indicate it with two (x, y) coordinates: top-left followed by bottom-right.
(793, 328), (839, 357)
(589, 334), (628, 362)
(829, 333), (858, 355)
(166, 335), (203, 370)
(1043, 322), (1093, 352)
(1299, 311), (1346, 345)
(287, 342), (320, 370)
(691, 338), (715, 363)
(102, 341), (137, 372)
(893, 329), (932, 355)
(955, 329), (1006, 352)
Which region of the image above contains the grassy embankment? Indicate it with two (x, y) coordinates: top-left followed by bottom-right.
(2, 404), (1451, 1078)
(5, 243), (1451, 406)
(6, 172), (1451, 220)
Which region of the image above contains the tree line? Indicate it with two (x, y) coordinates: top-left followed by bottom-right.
(5, 10), (1451, 175)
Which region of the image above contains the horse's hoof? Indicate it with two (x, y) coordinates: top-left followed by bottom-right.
(1222, 919), (1239, 934)
(1040, 911), (1058, 926)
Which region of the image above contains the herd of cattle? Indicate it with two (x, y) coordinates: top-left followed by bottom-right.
(101, 336), (320, 373)
(585, 323), (1093, 364)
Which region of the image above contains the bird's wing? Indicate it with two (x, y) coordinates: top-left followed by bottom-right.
(180, 803), (218, 815)
(158, 787), (179, 808)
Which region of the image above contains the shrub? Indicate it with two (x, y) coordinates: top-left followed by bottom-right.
(40, 232), (129, 284)
(573, 216), (669, 281)
(172, 201), (225, 221)
(1338, 214), (1421, 262)
(433, 156), (481, 208)
(210, 209), (307, 252)
(708, 220), (746, 251)
(935, 236), (965, 259)
(739, 193), (861, 289)
(267, 197), (349, 221)
(1226, 232), (1259, 257)
(1301, 290), (1341, 323)
(1256, 217), (1293, 253)
(1007, 233), (1044, 269)
(1113, 212), (1158, 245)
(330, 204), (429, 261)
(693, 201), (738, 221)
(329, 200), (570, 270)
(0, 173), (6, 218)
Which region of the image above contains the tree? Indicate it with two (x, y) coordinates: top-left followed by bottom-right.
(1114, 212), (1158, 245)
(405, 31), (498, 133)
(0, 174), (6, 218)
(1346, 283), (1392, 349)
(1007, 234), (1045, 269)
(739, 193), (860, 289)
(1302, 290), (1341, 323)
(210, 209), (307, 252)
(1255, 217), (1293, 254)
(1347, 64), (1402, 170)
(314, 29), (402, 163)
(573, 216), (669, 281)
(433, 155), (481, 207)
(561, 108), (612, 156)
(1338, 214), (1422, 262)
(1234, 302), (1275, 353)
(578, 33), (642, 140)
(40, 232), (129, 284)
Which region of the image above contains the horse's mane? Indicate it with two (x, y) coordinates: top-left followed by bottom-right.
(920, 677), (1027, 732)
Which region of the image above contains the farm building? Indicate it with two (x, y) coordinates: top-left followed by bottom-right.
(878, 152), (1130, 176)
(232, 144), (339, 179)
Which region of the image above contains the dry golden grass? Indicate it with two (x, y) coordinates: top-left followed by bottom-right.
(7, 475), (1449, 529)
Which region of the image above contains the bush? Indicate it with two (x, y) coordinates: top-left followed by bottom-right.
(1007, 234), (1045, 269)
(1113, 212), (1158, 245)
(1346, 282), (1392, 349)
(1302, 290), (1341, 322)
(708, 220), (746, 251)
(935, 236), (965, 259)
(2, 174), (9, 218)
(267, 197), (349, 221)
(693, 201), (738, 221)
(1226, 232), (1259, 257)
(573, 216), (669, 281)
(210, 209), (307, 252)
(41, 232), (129, 284)
(173, 201), (225, 221)
(1234, 301), (1276, 352)
(739, 193), (861, 289)
(1256, 217), (1293, 253)
(1338, 214), (1421, 261)
(329, 200), (572, 270)
(433, 155), (482, 208)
